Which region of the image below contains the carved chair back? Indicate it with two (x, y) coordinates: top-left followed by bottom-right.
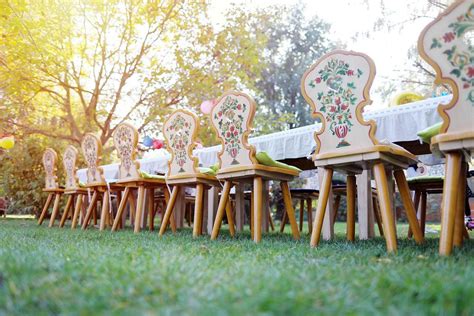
(210, 91), (258, 169)
(301, 50), (378, 157)
(43, 148), (59, 189)
(163, 109), (199, 177)
(62, 145), (79, 190)
(81, 133), (106, 185)
(113, 123), (141, 180)
(418, 0), (474, 135)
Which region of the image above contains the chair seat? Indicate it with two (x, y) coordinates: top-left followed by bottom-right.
(166, 172), (220, 186)
(43, 188), (64, 193)
(431, 131), (474, 153)
(314, 144), (417, 172)
(216, 163), (299, 182)
(115, 177), (166, 187)
(64, 188), (88, 195)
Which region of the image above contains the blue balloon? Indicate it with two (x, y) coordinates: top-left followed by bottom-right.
(143, 136), (153, 147)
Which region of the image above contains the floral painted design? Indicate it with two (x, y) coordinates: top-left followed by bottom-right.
(43, 150), (56, 188)
(430, 4), (474, 104)
(165, 114), (191, 173)
(114, 125), (135, 177)
(214, 96), (247, 164)
(309, 58), (363, 148)
(83, 136), (99, 182)
(63, 147), (76, 188)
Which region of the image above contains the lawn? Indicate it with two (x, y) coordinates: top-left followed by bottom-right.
(0, 218), (473, 315)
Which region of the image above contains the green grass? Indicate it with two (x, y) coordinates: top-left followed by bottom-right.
(0, 219), (473, 315)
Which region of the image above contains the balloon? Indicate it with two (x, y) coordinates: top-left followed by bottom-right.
(152, 139), (164, 150)
(143, 135), (153, 147)
(0, 136), (14, 149)
(200, 99), (217, 115)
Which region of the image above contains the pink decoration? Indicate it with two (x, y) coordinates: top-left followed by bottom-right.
(152, 139), (164, 150)
(200, 99), (217, 114)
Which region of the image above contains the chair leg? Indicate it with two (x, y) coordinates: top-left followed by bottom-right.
(38, 193), (54, 225)
(193, 184), (204, 237)
(252, 177), (263, 243)
(226, 199), (236, 237)
(332, 195), (341, 224)
(71, 195), (83, 229)
(372, 197), (384, 237)
(420, 192), (427, 237)
(299, 199), (304, 232)
(454, 161), (467, 247)
(373, 163), (397, 253)
(310, 168), (333, 247)
(250, 190), (254, 239)
(211, 181), (232, 240)
(134, 186), (146, 233)
(159, 186), (180, 236)
(148, 188), (155, 231)
(346, 175), (356, 241)
(112, 187), (130, 231)
(268, 208), (275, 231)
(59, 195), (74, 228)
(281, 181), (300, 240)
(82, 191), (99, 230)
(306, 198), (313, 235)
(99, 190), (110, 231)
(439, 152), (462, 256)
(408, 190), (422, 238)
(48, 193), (62, 228)
(393, 169), (424, 244)
(280, 210), (287, 233)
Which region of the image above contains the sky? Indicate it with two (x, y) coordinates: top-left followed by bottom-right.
(208, 0), (444, 108)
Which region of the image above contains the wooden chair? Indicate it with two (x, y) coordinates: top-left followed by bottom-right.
(210, 91), (301, 243)
(80, 133), (113, 230)
(111, 122), (170, 233)
(159, 110), (224, 237)
(58, 145), (89, 228)
(301, 50), (424, 253)
(418, 0), (474, 255)
(38, 148), (64, 227)
(407, 176), (444, 238)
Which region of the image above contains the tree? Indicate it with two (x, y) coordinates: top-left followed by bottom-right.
(252, 4), (338, 133)
(0, 0), (267, 149)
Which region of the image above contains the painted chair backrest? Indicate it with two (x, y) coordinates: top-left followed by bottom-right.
(43, 148), (59, 189)
(113, 123), (141, 180)
(62, 145), (79, 190)
(418, 0), (474, 135)
(81, 133), (106, 185)
(301, 50), (378, 156)
(163, 109), (199, 177)
(210, 91), (258, 169)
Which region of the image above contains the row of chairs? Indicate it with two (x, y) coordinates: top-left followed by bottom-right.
(38, 0), (472, 255)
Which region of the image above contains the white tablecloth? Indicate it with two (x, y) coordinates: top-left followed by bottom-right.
(77, 95), (449, 182)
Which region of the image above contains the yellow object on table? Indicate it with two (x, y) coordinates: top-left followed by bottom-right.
(390, 92), (424, 106)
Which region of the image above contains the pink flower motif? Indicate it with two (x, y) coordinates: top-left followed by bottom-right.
(341, 104), (349, 111)
(315, 77), (321, 84)
(329, 106), (336, 113)
(226, 132), (230, 138)
(467, 67), (474, 78)
(464, 83), (470, 89)
(230, 125), (235, 132)
(335, 97), (341, 105)
(218, 111), (222, 117)
(443, 32), (455, 43)
(346, 70), (354, 76)
(233, 131), (238, 136)
(237, 104), (242, 110)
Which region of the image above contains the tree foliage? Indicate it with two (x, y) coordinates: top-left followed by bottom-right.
(252, 4), (337, 133)
(0, 0), (267, 148)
